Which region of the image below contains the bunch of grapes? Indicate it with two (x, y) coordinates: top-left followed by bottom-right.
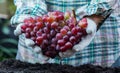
(21, 11), (88, 58)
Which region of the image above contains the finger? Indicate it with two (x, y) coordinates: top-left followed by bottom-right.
(38, 53), (49, 64)
(25, 39), (35, 47)
(33, 46), (41, 53)
(59, 49), (76, 58)
(14, 23), (23, 36)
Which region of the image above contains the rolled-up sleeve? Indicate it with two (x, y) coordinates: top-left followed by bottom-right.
(11, 0), (47, 26)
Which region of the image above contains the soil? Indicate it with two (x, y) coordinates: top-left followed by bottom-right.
(0, 59), (120, 73)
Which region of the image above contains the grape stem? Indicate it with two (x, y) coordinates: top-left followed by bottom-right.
(72, 10), (77, 25)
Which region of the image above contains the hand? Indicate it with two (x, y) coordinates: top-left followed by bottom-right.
(59, 9), (113, 58)
(59, 18), (97, 58)
(14, 23), (50, 64)
(14, 23), (23, 36)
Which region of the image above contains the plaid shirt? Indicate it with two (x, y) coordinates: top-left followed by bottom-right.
(11, 0), (120, 67)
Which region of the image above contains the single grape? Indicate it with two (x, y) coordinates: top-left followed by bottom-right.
(57, 39), (66, 46)
(42, 15), (48, 22)
(69, 23), (75, 30)
(25, 32), (31, 38)
(50, 44), (56, 50)
(71, 27), (78, 35)
(35, 16), (42, 22)
(36, 36), (43, 45)
(28, 23), (35, 29)
(42, 33), (48, 39)
(51, 22), (58, 29)
(50, 29), (56, 37)
(63, 35), (69, 42)
(30, 31), (36, 37)
(36, 31), (42, 36)
(69, 36), (76, 44)
(56, 33), (63, 40)
(65, 42), (73, 49)
(47, 17), (54, 23)
(26, 28), (32, 33)
(60, 46), (67, 52)
(36, 22), (43, 29)
(33, 26), (39, 32)
(57, 15), (64, 21)
(63, 26), (70, 31)
(60, 28), (67, 36)
(56, 45), (60, 51)
(67, 31), (72, 37)
(24, 17), (35, 24)
(43, 27), (50, 34)
(45, 51), (57, 58)
(75, 32), (82, 39)
(51, 38), (57, 44)
(42, 39), (49, 46)
(21, 25), (27, 33)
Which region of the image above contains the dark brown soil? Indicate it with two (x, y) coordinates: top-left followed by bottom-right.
(0, 59), (120, 73)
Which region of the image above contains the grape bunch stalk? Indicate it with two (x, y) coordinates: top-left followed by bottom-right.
(19, 9), (113, 58)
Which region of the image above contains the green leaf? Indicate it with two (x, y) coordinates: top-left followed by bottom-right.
(0, 38), (18, 45)
(0, 46), (15, 57)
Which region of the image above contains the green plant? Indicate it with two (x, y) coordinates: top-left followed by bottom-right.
(0, 38), (17, 61)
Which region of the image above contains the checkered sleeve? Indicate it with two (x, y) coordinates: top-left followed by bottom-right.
(10, 0), (47, 26)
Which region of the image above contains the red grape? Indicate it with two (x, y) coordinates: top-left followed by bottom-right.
(63, 35), (69, 42)
(25, 32), (31, 38)
(42, 33), (48, 39)
(69, 23), (75, 29)
(42, 39), (49, 46)
(42, 15), (48, 22)
(35, 16), (42, 22)
(36, 31), (42, 36)
(33, 26), (39, 32)
(65, 42), (73, 49)
(71, 27), (78, 35)
(69, 36), (76, 44)
(24, 17), (35, 24)
(55, 45), (60, 52)
(47, 17), (54, 23)
(51, 22), (58, 29)
(57, 39), (66, 46)
(50, 29), (56, 37)
(36, 22), (43, 29)
(60, 46), (67, 52)
(63, 26), (70, 31)
(67, 31), (72, 37)
(21, 25), (27, 33)
(56, 33), (63, 40)
(43, 27), (50, 34)
(60, 28), (67, 35)
(51, 38), (57, 44)
(26, 28), (32, 33)
(36, 36), (43, 45)
(50, 44), (56, 50)
(30, 31), (36, 37)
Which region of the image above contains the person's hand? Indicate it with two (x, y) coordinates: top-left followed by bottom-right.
(59, 18), (97, 58)
(14, 23), (23, 36)
(25, 39), (50, 64)
(14, 23), (50, 64)
(59, 9), (113, 58)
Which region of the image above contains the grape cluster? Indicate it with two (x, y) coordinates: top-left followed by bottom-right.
(21, 11), (88, 58)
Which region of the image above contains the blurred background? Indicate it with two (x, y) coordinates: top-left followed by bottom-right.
(0, 0), (18, 61)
